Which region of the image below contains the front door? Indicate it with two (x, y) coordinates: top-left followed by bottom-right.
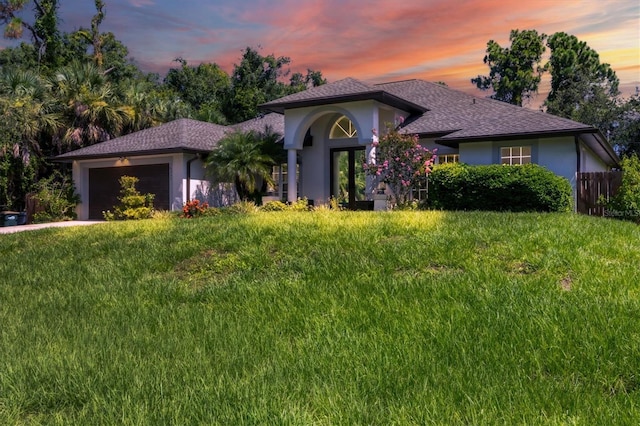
(330, 147), (371, 210)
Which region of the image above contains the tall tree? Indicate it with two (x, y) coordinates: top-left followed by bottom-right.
(0, 68), (60, 163)
(288, 68), (327, 93)
(223, 47), (293, 123)
(612, 93), (640, 156)
(50, 60), (133, 149)
(63, 30), (141, 83)
(0, 41), (38, 70)
(544, 32), (620, 120)
(164, 58), (230, 124)
(90, 0), (105, 67)
(0, 0), (62, 68)
(471, 29), (546, 106)
(0, 68), (61, 209)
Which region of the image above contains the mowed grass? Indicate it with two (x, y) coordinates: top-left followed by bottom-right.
(1, 211), (639, 424)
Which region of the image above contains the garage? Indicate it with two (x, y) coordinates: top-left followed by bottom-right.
(88, 164), (170, 219)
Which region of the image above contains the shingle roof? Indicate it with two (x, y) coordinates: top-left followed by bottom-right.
(57, 78), (617, 167)
(231, 112), (285, 136)
(261, 77), (427, 114)
(259, 77), (618, 165)
(264, 78), (593, 140)
(55, 114), (284, 160)
(55, 118), (227, 160)
(376, 79), (593, 140)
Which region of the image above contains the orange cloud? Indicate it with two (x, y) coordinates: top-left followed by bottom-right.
(136, 0), (638, 101)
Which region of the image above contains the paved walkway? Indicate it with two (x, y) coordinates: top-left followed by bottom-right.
(0, 221), (104, 234)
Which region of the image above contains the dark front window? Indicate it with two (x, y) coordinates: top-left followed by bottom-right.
(330, 147), (369, 210)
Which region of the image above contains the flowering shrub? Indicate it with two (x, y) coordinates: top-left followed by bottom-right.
(363, 126), (436, 206)
(181, 199), (209, 218)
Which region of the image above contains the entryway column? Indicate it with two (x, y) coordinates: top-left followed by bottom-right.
(287, 149), (297, 203)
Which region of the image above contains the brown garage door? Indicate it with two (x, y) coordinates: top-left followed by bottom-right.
(88, 164), (170, 219)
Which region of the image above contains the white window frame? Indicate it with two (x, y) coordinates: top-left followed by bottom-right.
(267, 164), (300, 201)
(438, 154), (459, 164)
(500, 146), (531, 165)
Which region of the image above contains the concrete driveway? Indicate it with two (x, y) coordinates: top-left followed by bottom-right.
(0, 221), (104, 234)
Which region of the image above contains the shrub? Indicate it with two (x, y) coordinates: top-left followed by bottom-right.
(311, 197), (343, 212)
(363, 126), (436, 207)
(259, 200), (289, 211)
(151, 210), (180, 220)
(259, 198), (311, 212)
(287, 198), (311, 211)
(31, 172), (80, 223)
(181, 199), (209, 218)
(426, 163), (572, 212)
(103, 176), (155, 220)
(201, 206), (222, 217)
(604, 154), (640, 223)
(224, 201), (259, 214)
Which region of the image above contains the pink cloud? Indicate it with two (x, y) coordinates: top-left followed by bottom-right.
(87, 0), (638, 101)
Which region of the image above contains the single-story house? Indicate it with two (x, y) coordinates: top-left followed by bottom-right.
(55, 113), (283, 219)
(56, 77), (618, 218)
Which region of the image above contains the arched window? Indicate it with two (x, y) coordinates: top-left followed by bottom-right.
(329, 116), (358, 139)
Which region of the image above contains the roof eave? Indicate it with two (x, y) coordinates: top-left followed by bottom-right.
(580, 131), (620, 168)
(52, 147), (211, 162)
(260, 91), (427, 114)
(434, 128), (598, 148)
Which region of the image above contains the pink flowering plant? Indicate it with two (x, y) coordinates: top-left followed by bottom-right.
(363, 125), (436, 207)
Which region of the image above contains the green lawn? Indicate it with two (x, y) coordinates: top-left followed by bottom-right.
(1, 211), (639, 424)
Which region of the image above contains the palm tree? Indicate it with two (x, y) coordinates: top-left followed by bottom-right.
(205, 129), (282, 202)
(49, 60), (134, 148)
(120, 81), (193, 133)
(0, 68), (61, 164)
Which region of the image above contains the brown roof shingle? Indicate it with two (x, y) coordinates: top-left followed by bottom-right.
(376, 79), (592, 140)
(55, 114), (284, 160)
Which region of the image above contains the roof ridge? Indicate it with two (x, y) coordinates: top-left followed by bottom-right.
(374, 78), (419, 86)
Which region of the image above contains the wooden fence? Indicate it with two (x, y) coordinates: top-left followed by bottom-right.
(576, 171), (623, 216)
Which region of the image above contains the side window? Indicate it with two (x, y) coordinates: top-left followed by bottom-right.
(500, 146), (531, 165)
(438, 154), (459, 164)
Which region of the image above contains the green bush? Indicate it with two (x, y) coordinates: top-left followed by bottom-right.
(259, 198), (311, 212)
(259, 200), (289, 211)
(103, 176), (155, 220)
(604, 154), (640, 223)
(223, 201), (259, 214)
(31, 172), (80, 223)
(426, 163), (572, 212)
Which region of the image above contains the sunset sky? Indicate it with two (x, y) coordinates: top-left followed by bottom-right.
(3, 0), (639, 108)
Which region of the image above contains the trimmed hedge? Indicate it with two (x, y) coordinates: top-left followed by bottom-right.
(426, 163), (572, 212)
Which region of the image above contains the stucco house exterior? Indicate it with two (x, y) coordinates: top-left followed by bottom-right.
(56, 77), (618, 218)
(55, 113), (283, 219)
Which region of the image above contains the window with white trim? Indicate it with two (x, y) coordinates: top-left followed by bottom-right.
(329, 116), (358, 139)
(501, 146), (531, 165)
(266, 164), (299, 200)
(438, 154), (459, 164)
(412, 176), (428, 201)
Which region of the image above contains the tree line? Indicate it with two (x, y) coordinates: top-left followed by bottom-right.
(0, 0), (326, 210)
(472, 29), (639, 157)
